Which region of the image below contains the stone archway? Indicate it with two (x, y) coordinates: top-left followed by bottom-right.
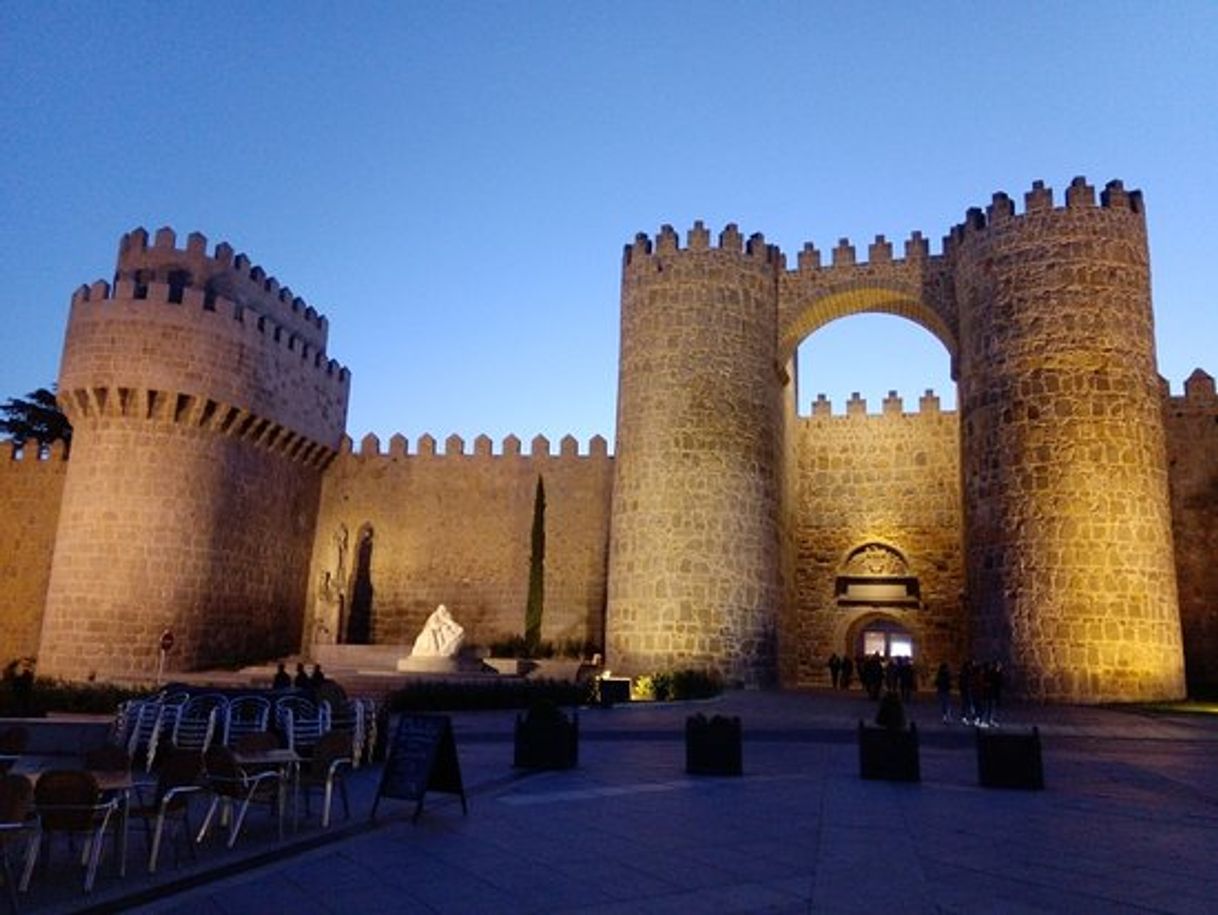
(778, 277), (959, 373)
(845, 612), (917, 660)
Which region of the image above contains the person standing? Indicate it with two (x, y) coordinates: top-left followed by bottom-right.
(986, 660), (1004, 726)
(935, 662), (953, 723)
(828, 653), (842, 689)
(898, 657), (915, 704)
(959, 659), (975, 725)
(840, 654), (854, 690)
(272, 662), (291, 690)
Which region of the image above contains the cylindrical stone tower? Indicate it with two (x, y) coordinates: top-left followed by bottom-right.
(606, 223), (784, 685)
(38, 227), (349, 681)
(954, 178), (1185, 702)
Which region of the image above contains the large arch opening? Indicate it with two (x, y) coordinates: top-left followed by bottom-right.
(781, 299), (968, 688)
(794, 312), (956, 416)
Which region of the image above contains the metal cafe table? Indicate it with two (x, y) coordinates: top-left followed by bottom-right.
(14, 761), (139, 891)
(230, 747), (302, 838)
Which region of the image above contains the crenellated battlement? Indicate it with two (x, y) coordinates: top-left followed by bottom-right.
(804, 388), (950, 419)
(116, 226), (328, 350)
(1164, 368), (1218, 410)
(945, 177), (1144, 253)
(68, 276), (350, 390)
(622, 221), (784, 270)
(337, 432), (612, 460)
(0, 439), (68, 467)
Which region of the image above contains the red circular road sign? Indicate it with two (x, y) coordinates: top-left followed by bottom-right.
(159, 629), (175, 653)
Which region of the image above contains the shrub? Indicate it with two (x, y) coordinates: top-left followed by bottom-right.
(487, 635), (601, 660)
(631, 668), (720, 702)
(875, 691), (907, 730)
(669, 668), (722, 700)
(0, 675), (155, 717)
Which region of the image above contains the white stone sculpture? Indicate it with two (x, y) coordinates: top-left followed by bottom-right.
(411, 604), (465, 658)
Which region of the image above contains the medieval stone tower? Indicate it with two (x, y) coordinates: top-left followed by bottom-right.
(608, 225), (786, 686)
(37, 228), (349, 680)
(607, 177), (1187, 703)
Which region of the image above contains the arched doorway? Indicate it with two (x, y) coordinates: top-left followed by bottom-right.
(851, 615), (915, 659)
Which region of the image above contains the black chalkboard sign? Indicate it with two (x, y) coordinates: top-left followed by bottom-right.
(371, 714), (468, 822)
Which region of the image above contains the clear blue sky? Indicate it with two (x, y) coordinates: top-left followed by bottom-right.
(3, 3), (1215, 448)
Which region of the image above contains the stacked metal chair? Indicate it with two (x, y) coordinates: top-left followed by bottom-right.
(222, 695), (272, 747)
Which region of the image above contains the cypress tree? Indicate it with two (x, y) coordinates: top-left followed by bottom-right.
(525, 475), (546, 654)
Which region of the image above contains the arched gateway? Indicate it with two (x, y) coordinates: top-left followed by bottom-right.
(606, 179), (1186, 703)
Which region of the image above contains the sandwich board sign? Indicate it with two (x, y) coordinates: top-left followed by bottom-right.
(371, 713), (468, 823)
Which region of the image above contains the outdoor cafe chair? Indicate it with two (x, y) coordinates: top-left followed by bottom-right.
(171, 694), (226, 755)
(222, 695), (271, 746)
(197, 745), (281, 849)
(324, 697), (363, 764)
(21, 770), (120, 894)
(138, 690), (191, 771)
(299, 730), (352, 828)
(116, 699), (157, 765)
(0, 774), (37, 913)
(274, 697), (330, 757)
(0, 729), (28, 777)
(127, 747), (204, 873)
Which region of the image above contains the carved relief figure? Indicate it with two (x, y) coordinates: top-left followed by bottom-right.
(312, 524), (349, 644)
(843, 543), (909, 578)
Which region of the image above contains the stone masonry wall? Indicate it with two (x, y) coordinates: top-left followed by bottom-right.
(788, 392), (966, 685)
(38, 423), (320, 679)
(954, 179), (1184, 702)
(307, 434), (613, 652)
(0, 442), (67, 664)
(1163, 370), (1218, 692)
(607, 224), (785, 686)
(39, 229), (346, 681)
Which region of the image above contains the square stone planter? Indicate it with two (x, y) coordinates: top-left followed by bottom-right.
(597, 677), (631, 707)
(513, 710), (579, 770)
(976, 726), (1044, 789)
(685, 714), (742, 776)
(858, 721), (920, 782)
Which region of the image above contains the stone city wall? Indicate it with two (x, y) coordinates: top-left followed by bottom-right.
(608, 224), (785, 685)
(38, 423), (321, 679)
(307, 433), (613, 652)
(1163, 369), (1218, 692)
(787, 391), (966, 685)
(0, 442), (67, 664)
(38, 229), (346, 681)
(954, 178), (1184, 702)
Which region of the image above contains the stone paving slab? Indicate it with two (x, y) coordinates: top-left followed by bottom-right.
(17, 689), (1218, 913)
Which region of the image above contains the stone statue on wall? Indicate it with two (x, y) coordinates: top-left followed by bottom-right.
(411, 604), (465, 658)
(312, 524), (349, 644)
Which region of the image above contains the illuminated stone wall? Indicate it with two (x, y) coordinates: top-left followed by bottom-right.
(610, 176), (1187, 701)
(787, 392), (966, 685)
(38, 229), (348, 681)
(6, 180), (1200, 699)
(607, 225), (785, 685)
(1163, 370), (1218, 692)
(306, 433), (612, 650)
(954, 179), (1184, 702)
(0, 442), (66, 663)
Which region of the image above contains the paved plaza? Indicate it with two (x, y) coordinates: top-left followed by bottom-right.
(19, 689), (1218, 914)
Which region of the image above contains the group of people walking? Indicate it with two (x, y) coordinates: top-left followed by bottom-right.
(826, 652), (916, 701)
(826, 652), (1005, 727)
(934, 658), (1003, 727)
